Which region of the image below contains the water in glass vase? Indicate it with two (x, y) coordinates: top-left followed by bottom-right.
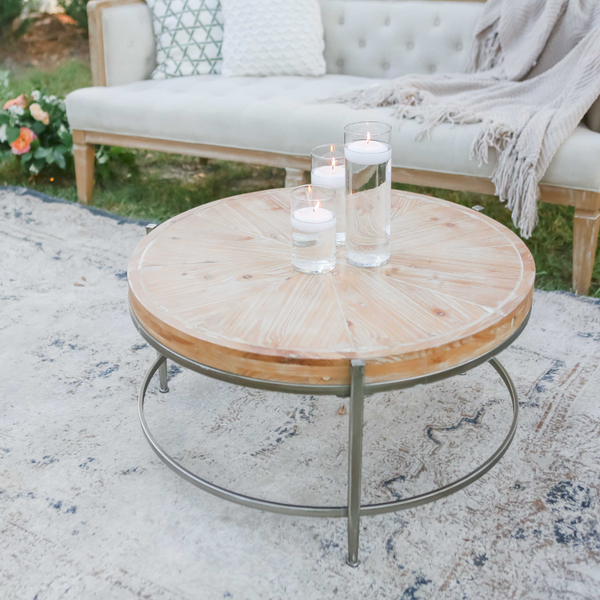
(291, 206), (337, 274)
(345, 158), (391, 268)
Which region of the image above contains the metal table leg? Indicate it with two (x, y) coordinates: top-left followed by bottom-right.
(145, 225), (169, 395)
(158, 354), (169, 393)
(347, 359), (366, 567)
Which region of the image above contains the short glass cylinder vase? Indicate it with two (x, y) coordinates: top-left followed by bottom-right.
(290, 185), (337, 274)
(311, 144), (346, 246)
(344, 121), (392, 268)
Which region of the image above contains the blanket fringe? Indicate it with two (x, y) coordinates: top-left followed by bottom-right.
(470, 120), (514, 165)
(491, 142), (540, 238)
(467, 21), (503, 73)
(324, 81), (423, 110)
(394, 102), (481, 141)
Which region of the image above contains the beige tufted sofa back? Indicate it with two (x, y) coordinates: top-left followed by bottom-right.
(100, 0), (485, 87)
(321, 0), (484, 78)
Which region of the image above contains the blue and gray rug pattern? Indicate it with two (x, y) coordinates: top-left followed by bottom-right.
(1, 188), (599, 599)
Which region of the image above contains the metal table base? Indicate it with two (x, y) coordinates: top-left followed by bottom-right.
(135, 323), (520, 567)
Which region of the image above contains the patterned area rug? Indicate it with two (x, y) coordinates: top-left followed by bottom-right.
(1, 187), (599, 600)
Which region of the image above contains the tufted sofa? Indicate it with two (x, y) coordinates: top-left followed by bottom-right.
(67, 0), (600, 295)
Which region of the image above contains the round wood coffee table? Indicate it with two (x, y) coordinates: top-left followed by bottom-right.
(128, 189), (535, 566)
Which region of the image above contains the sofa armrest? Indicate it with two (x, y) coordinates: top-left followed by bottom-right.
(88, 0), (156, 87)
(586, 97), (600, 134)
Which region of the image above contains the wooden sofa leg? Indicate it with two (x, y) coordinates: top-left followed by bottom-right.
(73, 131), (95, 205)
(573, 207), (600, 295)
(285, 168), (308, 188)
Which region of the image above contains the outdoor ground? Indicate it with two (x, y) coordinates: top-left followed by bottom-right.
(0, 13), (598, 296)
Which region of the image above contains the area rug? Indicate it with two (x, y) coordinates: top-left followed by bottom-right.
(1, 187), (599, 600)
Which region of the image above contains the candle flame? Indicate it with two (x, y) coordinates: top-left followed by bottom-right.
(313, 200), (321, 212)
(331, 157), (336, 170)
(305, 184), (311, 203)
(330, 144), (334, 153)
(366, 131), (371, 143)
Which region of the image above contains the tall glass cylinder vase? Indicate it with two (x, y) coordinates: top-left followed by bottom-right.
(311, 144), (345, 246)
(344, 122), (392, 268)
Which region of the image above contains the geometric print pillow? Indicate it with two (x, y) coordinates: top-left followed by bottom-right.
(145, 0), (223, 79)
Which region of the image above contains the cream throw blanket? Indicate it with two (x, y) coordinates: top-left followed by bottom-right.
(335, 0), (600, 237)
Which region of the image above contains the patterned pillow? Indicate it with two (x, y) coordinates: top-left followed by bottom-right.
(146, 0), (223, 79)
(220, 0), (326, 77)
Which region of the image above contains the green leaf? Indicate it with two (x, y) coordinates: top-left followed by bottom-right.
(6, 126), (20, 144)
(97, 162), (110, 179)
(59, 131), (73, 146)
(21, 152), (33, 163)
(55, 150), (66, 170)
(0, 113), (9, 126)
(31, 121), (46, 135)
(34, 146), (48, 159)
(46, 151), (55, 164)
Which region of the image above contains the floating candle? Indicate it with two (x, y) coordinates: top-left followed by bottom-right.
(311, 163), (345, 189)
(344, 139), (392, 165)
(291, 205), (336, 234)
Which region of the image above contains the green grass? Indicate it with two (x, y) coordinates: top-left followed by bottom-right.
(1, 60), (599, 296)
(6, 60), (92, 98)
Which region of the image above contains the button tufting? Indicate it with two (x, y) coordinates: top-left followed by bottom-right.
(337, 58), (344, 67)
(359, 39), (366, 48)
(457, 42), (463, 51)
(434, 18), (441, 26)
(339, 17), (344, 25)
(384, 17), (390, 26)
(429, 65), (437, 73)
(382, 62), (390, 70)
(407, 41), (414, 50)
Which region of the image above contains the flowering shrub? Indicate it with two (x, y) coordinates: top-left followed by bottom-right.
(58, 0), (90, 31)
(0, 90), (73, 174)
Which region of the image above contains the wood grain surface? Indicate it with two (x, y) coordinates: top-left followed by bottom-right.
(128, 189), (535, 385)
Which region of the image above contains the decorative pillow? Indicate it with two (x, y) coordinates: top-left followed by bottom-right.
(220, 0), (326, 77)
(146, 0), (224, 79)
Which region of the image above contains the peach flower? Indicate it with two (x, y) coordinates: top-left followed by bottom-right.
(30, 103), (50, 125)
(11, 128), (37, 155)
(3, 94), (28, 110)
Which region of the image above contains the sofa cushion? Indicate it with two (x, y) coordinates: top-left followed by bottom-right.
(66, 74), (600, 192)
(146, 0), (223, 79)
(221, 0), (326, 77)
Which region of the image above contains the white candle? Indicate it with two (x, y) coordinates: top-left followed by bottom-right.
(291, 206), (336, 234)
(311, 164), (345, 189)
(344, 139), (392, 166)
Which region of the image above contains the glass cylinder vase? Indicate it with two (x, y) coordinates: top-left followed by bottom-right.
(311, 144), (346, 246)
(344, 121), (392, 268)
(290, 184), (337, 274)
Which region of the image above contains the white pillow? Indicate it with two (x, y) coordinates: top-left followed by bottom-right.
(146, 0), (224, 79)
(220, 0), (326, 77)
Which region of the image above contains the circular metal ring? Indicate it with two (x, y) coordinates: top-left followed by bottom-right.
(139, 355), (519, 518)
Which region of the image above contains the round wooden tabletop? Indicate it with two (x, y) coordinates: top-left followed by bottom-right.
(128, 189), (535, 386)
